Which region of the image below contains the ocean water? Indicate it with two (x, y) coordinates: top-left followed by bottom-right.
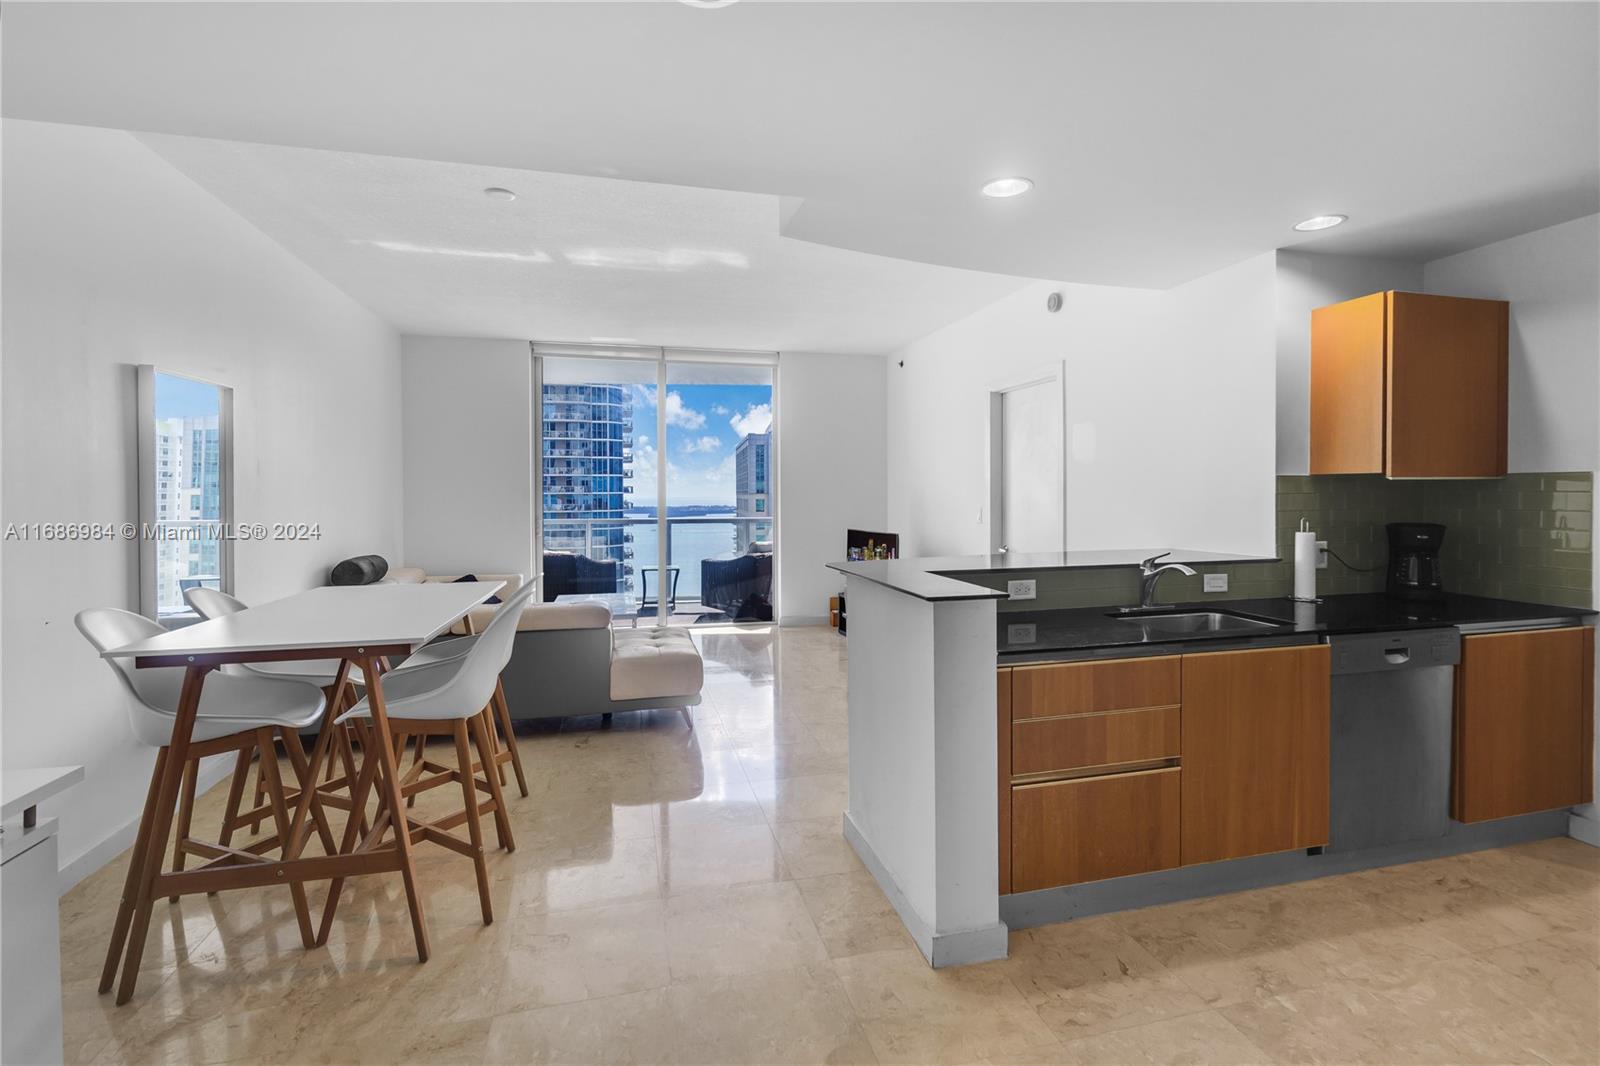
(625, 515), (742, 601)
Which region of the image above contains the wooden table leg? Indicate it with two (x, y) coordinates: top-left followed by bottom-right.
(167, 758), (200, 903)
(99, 748), (167, 994)
(359, 655), (430, 963)
(116, 664), (210, 1004)
(315, 715), (384, 946)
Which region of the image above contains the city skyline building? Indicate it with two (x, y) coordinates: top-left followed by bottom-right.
(541, 383), (634, 587)
(734, 431), (771, 553)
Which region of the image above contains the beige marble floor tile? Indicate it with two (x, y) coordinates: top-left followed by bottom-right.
(664, 881), (829, 983)
(833, 947), (1059, 1064)
(772, 816), (863, 879)
(656, 820), (791, 894)
(511, 835), (664, 915)
(1003, 917), (1211, 1041)
(666, 963), (878, 1065)
(795, 869), (914, 959)
(735, 738), (850, 783)
(486, 987), (676, 1065)
(497, 899), (672, 1014)
(1058, 1009), (1271, 1066)
(752, 771), (849, 825)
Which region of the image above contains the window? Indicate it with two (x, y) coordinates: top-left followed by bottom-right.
(137, 367), (233, 624)
(534, 345), (776, 626)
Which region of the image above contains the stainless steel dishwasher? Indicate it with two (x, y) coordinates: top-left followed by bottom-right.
(1327, 628), (1461, 852)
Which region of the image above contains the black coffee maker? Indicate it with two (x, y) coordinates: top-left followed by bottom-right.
(1386, 523), (1446, 598)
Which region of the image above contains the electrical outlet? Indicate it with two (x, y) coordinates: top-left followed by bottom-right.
(1007, 623), (1038, 644)
(1203, 573), (1228, 593)
(1007, 579), (1037, 600)
(1316, 541), (1329, 569)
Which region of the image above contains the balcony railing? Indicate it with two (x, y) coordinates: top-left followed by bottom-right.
(542, 515), (774, 624)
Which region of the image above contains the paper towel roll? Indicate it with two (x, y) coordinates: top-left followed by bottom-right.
(1293, 529), (1318, 602)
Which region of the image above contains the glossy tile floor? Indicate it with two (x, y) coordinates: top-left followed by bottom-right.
(60, 625), (1599, 1065)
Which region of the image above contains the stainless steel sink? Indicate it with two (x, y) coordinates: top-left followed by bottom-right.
(1112, 610), (1280, 636)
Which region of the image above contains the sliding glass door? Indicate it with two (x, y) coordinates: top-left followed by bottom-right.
(535, 345), (775, 627)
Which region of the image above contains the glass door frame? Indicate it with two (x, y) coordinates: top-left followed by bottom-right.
(532, 342), (779, 627)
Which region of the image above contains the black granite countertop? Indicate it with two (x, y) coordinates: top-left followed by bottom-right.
(998, 592), (1595, 661)
(828, 548), (1278, 602)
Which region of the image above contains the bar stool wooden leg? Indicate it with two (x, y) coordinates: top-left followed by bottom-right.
(254, 727), (315, 946)
(167, 758), (200, 903)
(492, 680), (529, 798)
(117, 665), (209, 1005)
(452, 719), (494, 924)
(314, 723), (384, 946)
(99, 748), (167, 994)
(361, 656), (431, 963)
(278, 727), (338, 855)
(217, 747), (252, 851)
(470, 711), (515, 853)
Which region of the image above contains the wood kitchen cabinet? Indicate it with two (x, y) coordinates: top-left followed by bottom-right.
(1310, 291), (1508, 478)
(1452, 627), (1595, 823)
(1180, 644), (1331, 865)
(1011, 768), (1180, 891)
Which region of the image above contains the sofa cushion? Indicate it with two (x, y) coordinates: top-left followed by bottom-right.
(610, 627), (704, 701)
(520, 603), (612, 632)
(383, 566), (428, 585)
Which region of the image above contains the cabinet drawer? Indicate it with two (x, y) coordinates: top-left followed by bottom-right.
(1011, 767), (1180, 891)
(1012, 705), (1180, 778)
(1011, 656), (1180, 721)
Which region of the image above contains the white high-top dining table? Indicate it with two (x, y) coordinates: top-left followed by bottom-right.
(98, 581), (505, 1003)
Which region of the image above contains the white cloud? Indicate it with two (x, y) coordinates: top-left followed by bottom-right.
(682, 435), (722, 454)
(729, 402), (773, 437)
(664, 391), (706, 429)
(711, 404), (730, 416)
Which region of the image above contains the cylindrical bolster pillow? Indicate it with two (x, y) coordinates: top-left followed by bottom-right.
(330, 554), (390, 586)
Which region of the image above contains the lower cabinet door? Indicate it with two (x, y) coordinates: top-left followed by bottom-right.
(1010, 768), (1180, 892)
(1454, 626), (1595, 823)
(1180, 644), (1331, 865)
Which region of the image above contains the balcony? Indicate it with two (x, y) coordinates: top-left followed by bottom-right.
(541, 515), (774, 627)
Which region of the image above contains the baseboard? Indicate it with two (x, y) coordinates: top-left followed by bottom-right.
(56, 756), (234, 895)
(778, 615), (829, 627)
(1569, 807), (1600, 848)
(841, 811), (1009, 968)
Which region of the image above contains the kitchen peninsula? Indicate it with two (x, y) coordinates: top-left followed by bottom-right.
(827, 551), (1594, 969)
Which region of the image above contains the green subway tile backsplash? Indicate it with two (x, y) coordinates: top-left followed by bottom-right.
(983, 472), (1594, 612)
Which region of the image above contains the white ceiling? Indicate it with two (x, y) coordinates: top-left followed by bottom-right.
(6, 1), (1598, 301)
(135, 133), (1025, 353)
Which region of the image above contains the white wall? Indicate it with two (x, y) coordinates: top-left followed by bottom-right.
(886, 255), (1278, 560)
(1275, 251), (1424, 474)
(776, 353), (887, 624)
(1, 120), (404, 885)
(400, 336), (535, 579)
(1423, 214), (1600, 474)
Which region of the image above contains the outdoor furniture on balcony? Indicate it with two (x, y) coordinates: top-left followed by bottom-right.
(700, 549), (774, 622)
(639, 566), (680, 615)
(541, 551), (621, 601)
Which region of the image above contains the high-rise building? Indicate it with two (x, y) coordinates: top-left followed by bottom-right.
(734, 431), (771, 552)
(154, 414), (221, 612)
(541, 383), (634, 588)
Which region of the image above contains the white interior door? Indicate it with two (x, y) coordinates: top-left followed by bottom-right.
(999, 379), (1064, 553)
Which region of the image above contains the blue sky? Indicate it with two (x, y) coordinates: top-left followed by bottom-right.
(630, 383), (772, 506)
(155, 372), (222, 420)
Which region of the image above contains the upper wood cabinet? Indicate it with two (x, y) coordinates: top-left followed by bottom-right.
(1180, 644), (1330, 865)
(1453, 627), (1595, 824)
(1311, 291), (1508, 478)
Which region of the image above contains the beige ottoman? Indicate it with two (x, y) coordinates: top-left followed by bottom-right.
(610, 627), (705, 726)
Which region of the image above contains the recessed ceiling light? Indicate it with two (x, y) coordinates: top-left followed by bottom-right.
(982, 177), (1034, 199)
(483, 187), (517, 201)
(1293, 214), (1347, 232)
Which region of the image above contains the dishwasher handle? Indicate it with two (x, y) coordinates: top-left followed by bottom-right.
(1383, 647), (1411, 665)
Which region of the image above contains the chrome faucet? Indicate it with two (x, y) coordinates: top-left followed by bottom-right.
(1139, 553), (1197, 608)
